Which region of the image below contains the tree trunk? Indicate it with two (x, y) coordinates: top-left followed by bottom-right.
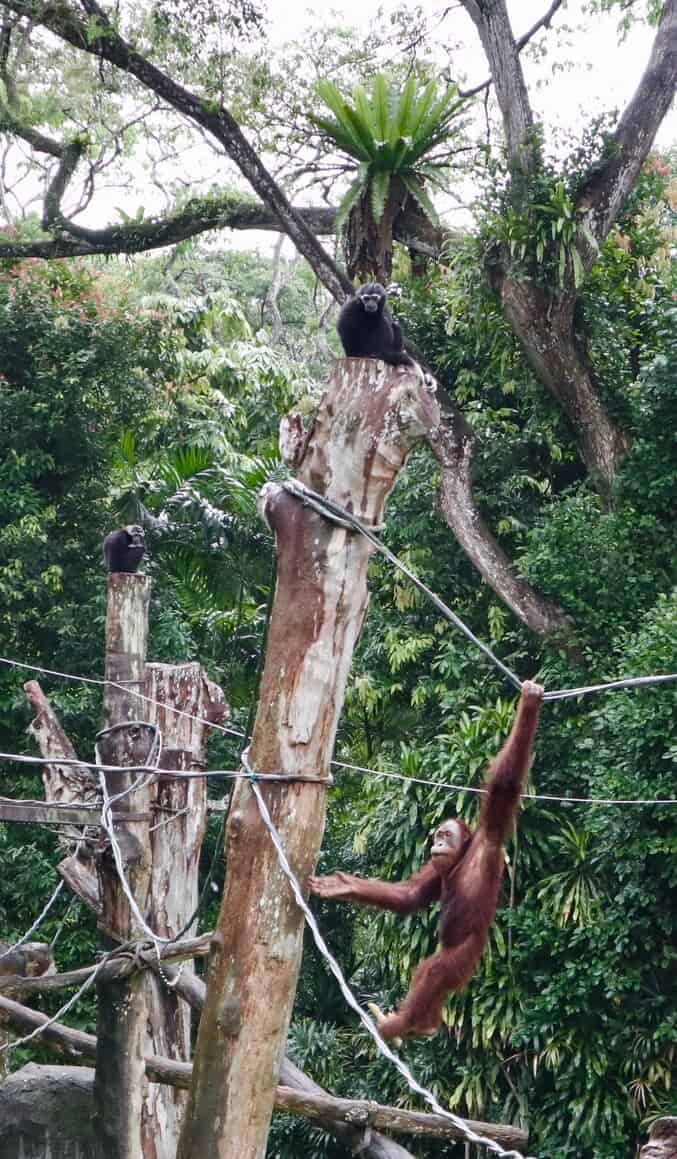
(177, 359), (440, 1159)
(94, 573), (154, 1159)
(346, 181), (408, 284)
(140, 662), (229, 1151)
(499, 279), (630, 487)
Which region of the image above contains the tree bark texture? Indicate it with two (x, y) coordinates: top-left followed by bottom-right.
(497, 282), (630, 487)
(639, 1118), (677, 1159)
(140, 662), (229, 1151)
(177, 359), (440, 1159)
(346, 180), (408, 284)
(461, 0), (536, 179)
(94, 573), (154, 1159)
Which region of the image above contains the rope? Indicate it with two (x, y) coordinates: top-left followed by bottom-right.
(1, 750), (676, 807)
(283, 480), (523, 691)
(0, 880), (66, 962)
(248, 774), (532, 1159)
(282, 480), (677, 703)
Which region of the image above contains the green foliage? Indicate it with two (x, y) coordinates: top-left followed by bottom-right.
(313, 73), (465, 227)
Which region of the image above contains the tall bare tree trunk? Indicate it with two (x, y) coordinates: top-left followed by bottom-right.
(177, 358), (440, 1159)
(94, 573), (153, 1159)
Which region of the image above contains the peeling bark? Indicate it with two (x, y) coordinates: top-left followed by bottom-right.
(140, 662), (228, 1158)
(177, 359), (440, 1159)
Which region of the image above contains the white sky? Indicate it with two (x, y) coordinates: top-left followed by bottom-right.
(269, 0), (674, 148)
(4, 1), (674, 244)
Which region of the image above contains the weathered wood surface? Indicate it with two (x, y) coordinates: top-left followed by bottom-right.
(24, 679), (101, 910)
(95, 572), (153, 1159)
(141, 661), (229, 1156)
(178, 358), (440, 1159)
(640, 1118), (677, 1159)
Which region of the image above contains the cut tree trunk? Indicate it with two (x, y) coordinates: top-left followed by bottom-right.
(94, 573), (154, 1159)
(140, 661), (229, 1150)
(177, 358), (440, 1159)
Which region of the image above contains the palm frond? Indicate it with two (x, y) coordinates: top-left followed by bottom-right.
(334, 174), (367, 235)
(393, 75), (418, 140)
(371, 73), (390, 144)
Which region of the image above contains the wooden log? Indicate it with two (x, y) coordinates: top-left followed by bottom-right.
(23, 680), (100, 910)
(177, 359), (441, 1159)
(95, 572), (153, 1159)
(140, 662), (228, 1157)
(0, 998), (528, 1152)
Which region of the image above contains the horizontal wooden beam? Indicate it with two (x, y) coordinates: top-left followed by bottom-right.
(0, 798), (150, 825)
(0, 994), (527, 1149)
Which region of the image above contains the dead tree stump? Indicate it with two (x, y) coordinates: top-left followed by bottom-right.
(177, 358), (439, 1159)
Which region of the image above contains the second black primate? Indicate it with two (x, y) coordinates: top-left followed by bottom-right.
(337, 283), (414, 367)
(103, 525), (145, 574)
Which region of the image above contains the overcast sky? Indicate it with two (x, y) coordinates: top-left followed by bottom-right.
(269, 0), (674, 148)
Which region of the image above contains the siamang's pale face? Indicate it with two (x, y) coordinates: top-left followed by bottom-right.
(430, 819), (465, 863)
(125, 525), (145, 549)
(358, 284), (386, 313)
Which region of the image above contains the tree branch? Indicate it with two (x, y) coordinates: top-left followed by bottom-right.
(576, 0), (677, 246)
(2, 0), (353, 297)
(0, 995), (528, 1152)
(459, 0), (538, 177)
(459, 0), (563, 99)
(428, 392), (574, 641)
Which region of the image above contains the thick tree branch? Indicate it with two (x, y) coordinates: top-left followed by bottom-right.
(460, 0), (537, 177)
(429, 393), (574, 641)
(2, 0), (353, 297)
(41, 137), (86, 229)
(459, 1), (564, 99)
(0, 198), (337, 258)
(576, 0), (677, 246)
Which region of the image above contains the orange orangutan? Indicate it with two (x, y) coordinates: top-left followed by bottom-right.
(309, 681), (543, 1039)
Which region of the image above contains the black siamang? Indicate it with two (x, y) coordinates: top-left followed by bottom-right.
(103, 525), (145, 573)
(337, 283), (415, 367)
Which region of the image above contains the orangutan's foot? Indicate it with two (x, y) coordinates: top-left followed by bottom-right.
(367, 1002), (403, 1049)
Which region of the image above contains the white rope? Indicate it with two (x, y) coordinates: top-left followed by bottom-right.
(0, 655), (244, 738)
(248, 772), (533, 1159)
(283, 480), (523, 691)
(0, 952), (107, 1054)
(1, 751), (676, 807)
(0, 879), (66, 961)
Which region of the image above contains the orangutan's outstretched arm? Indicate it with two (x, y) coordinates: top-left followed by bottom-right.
(479, 680), (544, 845)
(308, 860), (441, 915)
